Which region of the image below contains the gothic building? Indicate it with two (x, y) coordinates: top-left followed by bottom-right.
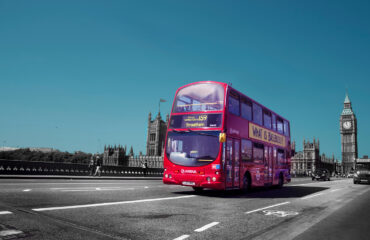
(291, 139), (337, 175)
(146, 112), (169, 156)
(100, 111), (168, 168)
(103, 145), (128, 166)
(291, 139), (320, 175)
(340, 93), (358, 174)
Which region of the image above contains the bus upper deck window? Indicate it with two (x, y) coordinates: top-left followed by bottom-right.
(228, 92), (240, 116)
(253, 103), (262, 126)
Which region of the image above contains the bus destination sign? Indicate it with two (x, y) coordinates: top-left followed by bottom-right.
(249, 122), (286, 147)
(170, 114), (222, 129)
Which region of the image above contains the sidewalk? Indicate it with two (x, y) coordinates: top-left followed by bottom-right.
(0, 175), (162, 180)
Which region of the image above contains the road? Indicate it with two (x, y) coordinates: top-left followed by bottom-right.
(0, 177), (369, 240)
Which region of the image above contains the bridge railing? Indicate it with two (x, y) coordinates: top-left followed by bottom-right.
(0, 159), (163, 177)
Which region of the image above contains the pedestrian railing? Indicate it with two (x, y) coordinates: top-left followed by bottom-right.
(0, 159), (163, 177)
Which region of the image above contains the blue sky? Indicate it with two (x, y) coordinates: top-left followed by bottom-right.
(0, 0), (369, 160)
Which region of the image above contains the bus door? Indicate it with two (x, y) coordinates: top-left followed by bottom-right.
(268, 147), (274, 184)
(225, 138), (240, 189)
(264, 147), (273, 185)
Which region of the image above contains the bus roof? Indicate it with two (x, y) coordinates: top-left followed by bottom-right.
(174, 81), (289, 123)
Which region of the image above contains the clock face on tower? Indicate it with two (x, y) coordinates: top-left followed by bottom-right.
(343, 121), (352, 129)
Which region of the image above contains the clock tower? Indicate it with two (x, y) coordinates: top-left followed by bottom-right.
(340, 93), (358, 174)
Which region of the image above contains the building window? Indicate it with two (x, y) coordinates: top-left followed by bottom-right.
(150, 134), (156, 141)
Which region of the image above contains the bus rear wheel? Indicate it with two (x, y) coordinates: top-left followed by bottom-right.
(277, 174), (284, 188)
(192, 187), (204, 192)
(243, 174), (251, 192)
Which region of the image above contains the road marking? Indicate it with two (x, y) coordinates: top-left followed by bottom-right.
(331, 189), (340, 192)
(60, 188), (135, 192)
(263, 210), (299, 217)
(173, 235), (190, 240)
(245, 201), (290, 214)
(33, 195), (196, 212)
(0, 230), (23, 237)
(194, 222), (219, 232)
(0, 211), (13, 215)
(51, 187), (122, 190)
(301, 192), (324, 200)
(144, 186), (149, 189)
(23, 189), (31, 192)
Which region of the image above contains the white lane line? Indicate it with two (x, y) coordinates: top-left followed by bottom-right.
(173, 235), (190, 240)
(0, 211), (13, 215)
(23, 189), (31, 192)
(245, 202), (290, 214)
(33, 195), (196, 212)
(0, 230), (23, 237)
(194, 222), (220, 232)
(301, 192), (325, 200)
(60, 188), (135, 192)
(51, 187), (122, 190)
(331, 189), (341, 192)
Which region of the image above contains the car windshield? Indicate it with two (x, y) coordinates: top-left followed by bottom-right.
(166, 131), (220, 167)
(356, 164), (370, 171)
(173, 83), (225, 113)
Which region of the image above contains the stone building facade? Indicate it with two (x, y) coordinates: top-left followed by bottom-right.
(146, 112), (169, 156)
(340, 93), (358, 174)
(102, 145), (127, 166)
(291, 139), (337, 175)
(101, 111), (168, 168)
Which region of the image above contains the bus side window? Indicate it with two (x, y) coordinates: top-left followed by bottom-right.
(272, 114), (277, 131)
(241, 98), (252, 121)
(228, 92), (240, 116)
(277, 118), (284, 134)
(241, 139), (252, 162)
(263, 110), (272, 129)
(277, 149), (285, 165)
(253, 143), (264, 164)
(253, 103), (262, 125)
(284, 120), (290, 137)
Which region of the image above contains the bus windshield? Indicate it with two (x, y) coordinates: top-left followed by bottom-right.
(173, 83), (225, 113)
(166, 131), (220, 167)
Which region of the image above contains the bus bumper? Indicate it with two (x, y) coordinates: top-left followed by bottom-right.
(163, 175), (225, 190)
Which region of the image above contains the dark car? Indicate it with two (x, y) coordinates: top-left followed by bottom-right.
(312, 169), (331, 181)
(354, 170), (370, 184)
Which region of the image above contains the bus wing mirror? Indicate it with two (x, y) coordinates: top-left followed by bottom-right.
(219, 133), (226, 143)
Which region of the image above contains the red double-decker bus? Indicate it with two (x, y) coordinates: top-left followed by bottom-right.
(163, 81), (291, 191)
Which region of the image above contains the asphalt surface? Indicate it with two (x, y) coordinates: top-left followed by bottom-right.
(0, 177), (368, 240)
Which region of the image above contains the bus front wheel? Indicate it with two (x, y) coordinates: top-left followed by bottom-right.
(192, 187), (204, 192)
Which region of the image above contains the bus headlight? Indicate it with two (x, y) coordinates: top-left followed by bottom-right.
(165, 174), (168, 178)
(206, 177), (211, 182)
(212, 177), (217, 182)
(169, 174), (172, 179)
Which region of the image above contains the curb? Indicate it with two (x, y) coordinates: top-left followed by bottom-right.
(0, 175), (162, 180)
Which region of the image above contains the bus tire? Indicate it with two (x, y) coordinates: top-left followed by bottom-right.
(243, 173), (251, 192)
(277, 174), (284, 188)
(192, 187), (204, 192)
